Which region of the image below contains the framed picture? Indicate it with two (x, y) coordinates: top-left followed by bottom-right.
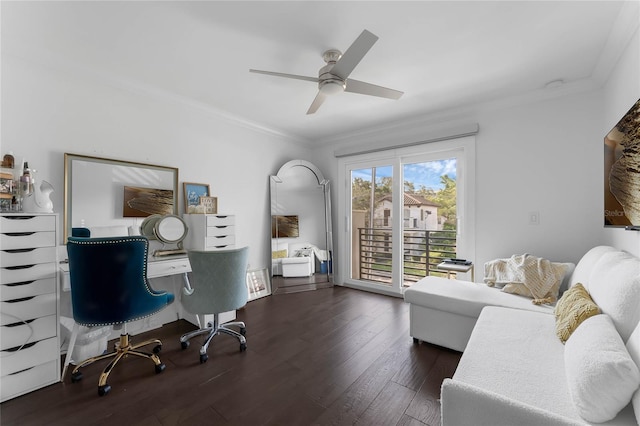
(246, 268), (271, 301)
(183, 182), (210, 214)
(123, 186), (174, 217)
(271, 215), (299, 238)
(604, 97), (640, 227)
(199, 196), (218, 214)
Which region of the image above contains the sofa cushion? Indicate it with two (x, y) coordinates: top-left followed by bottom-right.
(404, 277), (554, 319)
(568, 245), (618, 290)
(626, 321), (640, 425)
(554, 283), (601, 344)
(588, 250), (640, 342)
(451, 306), (578, 419)
(564, 314), (640, 423)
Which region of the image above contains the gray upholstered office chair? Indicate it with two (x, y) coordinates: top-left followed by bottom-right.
(180, 247), (249, 363)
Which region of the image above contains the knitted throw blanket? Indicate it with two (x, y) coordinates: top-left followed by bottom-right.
(483, 254), (565, 304)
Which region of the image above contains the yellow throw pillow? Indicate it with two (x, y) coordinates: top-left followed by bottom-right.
(554, 283), (601, 344)
(272, 249), (288, 259)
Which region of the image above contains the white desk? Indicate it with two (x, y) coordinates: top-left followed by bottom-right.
(60, 254), (191, 291)
(59, 253), (234, 332)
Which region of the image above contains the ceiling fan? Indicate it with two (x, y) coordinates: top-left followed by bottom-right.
(250, 29), (403, 114)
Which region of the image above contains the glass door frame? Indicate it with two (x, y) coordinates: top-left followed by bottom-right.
(336, 136), (476, 296)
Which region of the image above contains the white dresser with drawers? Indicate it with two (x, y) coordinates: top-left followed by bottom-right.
(0, 213), (60, 402)
(183, 214), (235, 251)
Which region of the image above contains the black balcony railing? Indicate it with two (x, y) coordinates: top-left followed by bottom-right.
(357, 227), (457, 286)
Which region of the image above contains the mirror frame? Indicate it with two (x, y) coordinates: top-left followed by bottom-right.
(63, 153), (179, 242)
(270, 159), (333, 283)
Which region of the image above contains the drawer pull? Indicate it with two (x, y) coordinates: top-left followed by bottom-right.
(3, 248), (36, 254)
(216, 216), (228, 218)
(4, 341), (37, 352)
(4, 296), (36, 304)
(5, 264), (36, 271)
(4, 232), (36, 237)
(8, 366), (35, 375)
(214, 245), (228, 249)
(214, 226), (228, 229)
(3, 216), (36, 221)
(5, 280), (36, 287)
(5, 319), (35, 327)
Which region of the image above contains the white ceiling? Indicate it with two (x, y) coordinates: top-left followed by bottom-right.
(2, 1), (633, 144)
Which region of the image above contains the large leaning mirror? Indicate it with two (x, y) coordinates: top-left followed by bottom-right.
(64, 153), (179, 242)
(270, 159), (333, 294)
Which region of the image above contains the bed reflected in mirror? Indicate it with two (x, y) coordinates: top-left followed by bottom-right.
(270, 160), (332, 294)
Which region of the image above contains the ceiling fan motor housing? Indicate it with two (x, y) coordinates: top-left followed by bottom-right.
(319, 49), (346, 94)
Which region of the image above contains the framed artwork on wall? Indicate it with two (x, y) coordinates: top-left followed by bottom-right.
(271, 215), (299, 238)
(183, 182), (210, 214)
(123, 186), (174, 217)
(604, 97), (640, 228)
(246, 268), (271, 301)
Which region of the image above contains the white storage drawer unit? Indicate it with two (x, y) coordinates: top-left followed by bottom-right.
(0, 213), (60, 402)
(183, 214), (236, 251)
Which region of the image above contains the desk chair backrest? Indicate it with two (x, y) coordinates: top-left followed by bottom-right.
(182, 247), (249, 315)
(67, 236), (175, 326)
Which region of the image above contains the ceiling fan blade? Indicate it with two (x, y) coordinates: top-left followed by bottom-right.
(306, 91), (327, 114)
(345, 79), (404, 100)
(330, 30), (378, 80)
(249, 69), (318, 83)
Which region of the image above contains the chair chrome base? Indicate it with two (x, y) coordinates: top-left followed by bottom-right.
(180, 313), (247, 363)
(63, 325), (165, 396)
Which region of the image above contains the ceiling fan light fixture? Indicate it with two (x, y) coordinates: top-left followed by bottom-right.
(320, 79), (346, 95)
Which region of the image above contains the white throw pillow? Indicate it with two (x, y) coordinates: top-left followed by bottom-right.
(565, 314), (640, 423)
(626, 321), (640, 425)
(588, 251), (640, 342)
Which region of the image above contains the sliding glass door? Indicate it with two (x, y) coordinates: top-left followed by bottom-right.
(338, 138), (475, 295)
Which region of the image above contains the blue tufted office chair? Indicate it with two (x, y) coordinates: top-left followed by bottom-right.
(180, 247), (249, 363)
(62, 236), (175, 396)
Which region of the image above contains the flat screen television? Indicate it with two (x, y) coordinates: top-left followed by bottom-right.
(604, 98), (640, 228)
(272, 215), (299, 238)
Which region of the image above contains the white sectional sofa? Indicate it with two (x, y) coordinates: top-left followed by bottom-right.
(404, 246), (640, 425)
(271, 242), (316, 277)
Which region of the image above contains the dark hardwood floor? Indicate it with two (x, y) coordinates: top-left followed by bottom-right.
(0, 286), (461, 426)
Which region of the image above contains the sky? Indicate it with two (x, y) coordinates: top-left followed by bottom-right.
(352, 158), (457, 191)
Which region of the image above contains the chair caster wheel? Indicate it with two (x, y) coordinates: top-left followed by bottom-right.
(240, 327), (246, 336)
(153, 344), (162, 354)
(155, 363), (166, 374)
(98, 384), (111, 396)
(71, 371), (83, 383)
(181, 341), (189, 350)
(200, 354), (208, 364)
(240, 342), (247, 352)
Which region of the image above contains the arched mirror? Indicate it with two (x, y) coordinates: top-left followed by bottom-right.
(270, 160), (333, 294)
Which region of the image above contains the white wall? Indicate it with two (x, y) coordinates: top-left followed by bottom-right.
(601, 21), (640, 255)
(313, 91), (607, 282)
(1, 53), (312, 272)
